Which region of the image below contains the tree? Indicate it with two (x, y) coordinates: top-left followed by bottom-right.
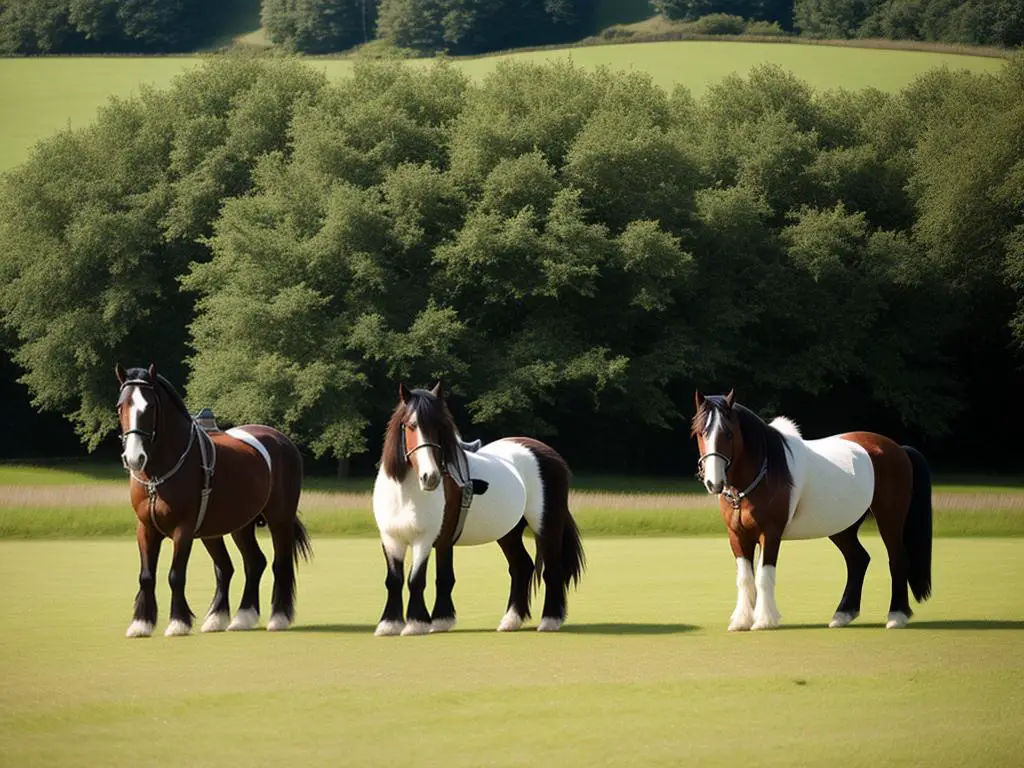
(262, 0), (377, 53)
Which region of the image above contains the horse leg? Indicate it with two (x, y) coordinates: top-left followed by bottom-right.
(200, 538), (233, 632)
(877, 515), (913, 629)
(727, 528), (757, 632)
(751, 528), (783, 630)
(266, 518), (297, 631)
(828, 514), (870, 628)
(164, 528), (195, 636)
(375, 537), (406, 636)
(126, 520), (162, 638)
(402, 538), (432, 636)
(228, 521), (266, 631)
(496, 518), (533, 631)
(430, 544), (457, 633)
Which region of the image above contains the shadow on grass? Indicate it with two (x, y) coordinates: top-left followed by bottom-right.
(292, 622), (699, 635)
(776, 619), (1024, 631)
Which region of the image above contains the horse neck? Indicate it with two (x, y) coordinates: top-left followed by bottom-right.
(729, 440), (765, 494)
(146, 397), (195, 479)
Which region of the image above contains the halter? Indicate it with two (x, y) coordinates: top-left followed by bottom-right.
(696, 449), (769, 528)
(118, 378), (216, 537)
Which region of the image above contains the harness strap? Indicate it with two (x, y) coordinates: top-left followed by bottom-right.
(194, 427), (216, 536)
(721, 459), (769, 528)
(446, 443), (473, 544)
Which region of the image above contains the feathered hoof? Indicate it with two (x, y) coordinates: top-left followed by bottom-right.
(885, 611), (909, 629)
(728, 610), (754, 632)
(400, 620), (431, 636)
(227, 608), (259, 631)
(430, 617), (456, 633)
(267, 614), (292, 632)
(829, 611), (859, 629)
(497, 609), (524, 632)
(125, 619), (154, 638)
(164, 619), (192, 637)
(201, 611), (230, 633)
(374, 620), (404, 637)
(537, 617), (563, 632)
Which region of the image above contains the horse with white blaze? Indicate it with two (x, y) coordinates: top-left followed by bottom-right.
(372, 382), (585, 635)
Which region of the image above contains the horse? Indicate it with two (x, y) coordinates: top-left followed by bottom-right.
(371, 382), (585, 636)
(115, 363), (311, 637)
(690, 390), (932, 631)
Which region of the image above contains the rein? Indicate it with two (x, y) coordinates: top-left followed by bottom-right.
(120, 379), (216, 537)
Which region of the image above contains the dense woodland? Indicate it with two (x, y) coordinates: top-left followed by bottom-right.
(1, 0), (1020, 55)
(2, 55), (1023, 472)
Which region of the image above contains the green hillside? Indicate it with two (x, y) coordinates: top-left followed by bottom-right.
(0, 41), (1006, 172)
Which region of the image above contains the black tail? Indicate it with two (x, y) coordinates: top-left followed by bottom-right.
(902, 445), (932, 603)
(559, 511), (585, 591)
(293, 517), (313, 565)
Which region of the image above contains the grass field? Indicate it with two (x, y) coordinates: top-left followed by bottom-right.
(0, 41), (1007, 172)
(2, 462), (1023, 538)
(0, 537), (1020, 766)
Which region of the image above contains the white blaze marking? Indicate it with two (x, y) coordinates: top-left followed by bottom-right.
(703, 409), (728, 490)
(123, 386), (149, 469)
(413, 424), (441, 489)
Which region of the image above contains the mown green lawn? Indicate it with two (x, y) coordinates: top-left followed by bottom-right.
(0, 41), (1006, 171)
(0, 537), (1020, 766)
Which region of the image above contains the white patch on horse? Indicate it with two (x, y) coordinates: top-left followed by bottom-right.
(829, 610), (859, 628)
(702, 409), (728, 492)
(225, 428), (272, 474)
(125, 619), (154, 638)
(267, 613), (291, 632)
(497, 608), (523, 632)
(201, 611), (229, 633)
(401, 620), (431, 636)
(413, 424), (441, 491)
(537, 617), (563, 632)
(885, 611), (909, 629)
(374, 619), (404, 636)
(122, 386), (149, 470)
(770, 416), (802, 437)
(227, 608), (259, 631)
(729, 557), (755, 631)
(751, 563), (781, 630)
(164, 619), (192, 637)
(430, 617), (456, 633)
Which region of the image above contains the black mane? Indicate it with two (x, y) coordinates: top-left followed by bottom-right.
(692, 395), (794, 489)
(381, 389), (461, 481)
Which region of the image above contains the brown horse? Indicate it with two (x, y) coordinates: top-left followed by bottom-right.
(116, 364), (310, 637)
(691, 390), (932, 630)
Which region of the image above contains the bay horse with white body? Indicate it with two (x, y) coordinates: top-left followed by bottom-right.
(691, 390), (932, 630)
(116, 364), (310, 637)
(372, 383), (585, 635)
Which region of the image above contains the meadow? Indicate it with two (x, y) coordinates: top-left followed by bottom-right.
(0, 537), (1021, 766)
(0, 40), (1007, 171)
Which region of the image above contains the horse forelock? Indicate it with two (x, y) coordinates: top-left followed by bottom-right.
(690, 395), (730, 438)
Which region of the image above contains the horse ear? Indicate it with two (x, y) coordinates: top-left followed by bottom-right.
(115, 363), (126, 386)
(147, 363), (156, 381)
(694, 390), (705, 410)
(399, 382), (409, 404)
(430, 380), (442, 397)
(724, 389), (735, 409)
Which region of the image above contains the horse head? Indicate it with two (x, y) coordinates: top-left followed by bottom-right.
(383, 381), (458, 492)
(115, 362), (160, 472)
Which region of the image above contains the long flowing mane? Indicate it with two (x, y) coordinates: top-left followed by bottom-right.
(380, 389), (462, 481)
(692, 396), (794, 489)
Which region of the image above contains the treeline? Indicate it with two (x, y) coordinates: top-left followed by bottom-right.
(1, 55), (1023, 471)
(0, 0), (234, 54)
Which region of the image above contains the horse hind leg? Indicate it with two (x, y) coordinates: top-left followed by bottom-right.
(200, 537), (234, 633)
(266, 516), (300, 631)
(828, 514), (870, 628)
(496, 518), (533, 631)
(228, 520), (266, 631)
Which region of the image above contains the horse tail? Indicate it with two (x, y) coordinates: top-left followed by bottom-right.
(902, 445), (932, 603)
(558, 510), (585, 592)
(292, 517), (313, 565)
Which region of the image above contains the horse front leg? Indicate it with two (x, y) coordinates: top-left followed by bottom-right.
(728, 528), (757, 632)
(375, 537), (406, 636)
(126, 520), (162, 638)
(164, 527), (195, 636)
(752, 528), (783, 630)
(401, 538), (433, 636)
(430, 543), (457, 633)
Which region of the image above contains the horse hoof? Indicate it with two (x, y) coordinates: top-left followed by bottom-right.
(125, 620), (154, 638)
(537, 617), (563, 632)
(728, 618), (753, 632)
(374, 620), (404, 636)
(829, 611), (859, 628)
(201, 611), (230, 633)
(430, 617), (456, 633)
(400, 620), (431, 636)
(497, 609), (523, 632)
(164, 619), (192, 637)
(885, 611), (909, 629)
(227, 608), (260, 631)
(267, 614), (292, 632)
